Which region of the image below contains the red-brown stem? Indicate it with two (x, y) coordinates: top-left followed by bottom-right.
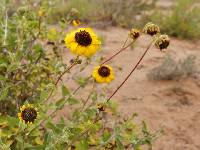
(100, 40), (134, 66)
(107, 41), (153, 102)
(80, 80), (95, 111)
(122, 35), (129, 48)
(44, 61), (78, 103)
(55, 63), (77, 86)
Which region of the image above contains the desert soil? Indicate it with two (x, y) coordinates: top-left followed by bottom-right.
(54, 26), (200, 150)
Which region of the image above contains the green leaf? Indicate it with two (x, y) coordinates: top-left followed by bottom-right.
(75, 140), (89, 150)
(0, 85), (10, 101)
(91, 91), (97, 102)
(76, 77), (89, 87)
(33, 43), (43, 54)
(40, 90), (49, 101)
(16, 135), (24, 150)
(102, 130), (112, 143)
(116, 138), (125, 150)
(7, 116), (19, 126)
(62, 85), (70, 97)
(18, 121), (26, 131)
(55, 98), (65, 109)
(45, 121), (62, 134)
(0, 63), (7, 68)
(142, 121), (148, 135)
(43, 132), (53, 147)
(67, 97), (79, 105)
(0, 75), (6, 81)
(15, 135), (23, 144)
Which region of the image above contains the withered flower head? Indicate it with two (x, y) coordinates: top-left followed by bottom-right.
(97, 103), (106, 112)
(155, 34), (170, 50)
(143, 22), (160, 36)
(129, 28), (140, 39)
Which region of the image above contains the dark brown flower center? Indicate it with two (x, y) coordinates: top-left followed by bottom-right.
(147, 29), (158, 36)
(75, 30), (92, 46)
(21, 108), (37, 123)
(159, 41), (169, 49)
(98, 66), (110, 77)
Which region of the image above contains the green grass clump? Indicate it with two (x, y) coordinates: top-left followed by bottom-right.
(151, 0), (200, 39)
(48, 0), (157, 28)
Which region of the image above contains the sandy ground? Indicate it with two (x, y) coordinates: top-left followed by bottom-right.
(53, 26), (200, 150)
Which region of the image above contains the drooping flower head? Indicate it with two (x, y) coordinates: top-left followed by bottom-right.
(64, 28), (101, 57)
(92, 65), (114, 83)
(155, 34), (170, 50)
(18, 104), (38, 124)
(143, 22), (160, 36)
(129, 28), (140, 39)
(96, 103), (106, 112)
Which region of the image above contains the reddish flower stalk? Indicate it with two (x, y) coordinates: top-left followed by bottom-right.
(44, 59), (79, 103)
(55, 63), (77, 86)
(100, 39), (133, 66)
(107, 40), (154, 102)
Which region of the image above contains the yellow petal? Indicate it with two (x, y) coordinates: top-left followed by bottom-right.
(69, 43), (78, 53)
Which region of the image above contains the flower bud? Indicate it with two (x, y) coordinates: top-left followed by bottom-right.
(97, 103), (106, 112)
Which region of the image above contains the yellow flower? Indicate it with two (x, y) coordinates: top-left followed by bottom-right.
(18, 104), (38, 124)
(92, 65), (114, 83)
(72, 20), (81, 27)
(64, 28), (101, 57)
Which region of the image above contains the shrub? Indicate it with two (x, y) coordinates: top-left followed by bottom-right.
(147, 55), (197, 80)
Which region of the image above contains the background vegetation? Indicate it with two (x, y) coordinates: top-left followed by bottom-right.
(151, 0), (200, 39)
(46, 0), (200, 39)
(0, 0), (162, 149)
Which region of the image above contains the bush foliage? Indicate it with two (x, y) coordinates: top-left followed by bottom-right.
(151, 0), (200, 39)
(0, 0), (168, 150)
